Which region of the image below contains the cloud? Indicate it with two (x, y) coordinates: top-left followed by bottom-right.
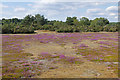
(105, 6), (118, 12)
(87, 5), (118, 18)
(105, 6), (118, 17)
(94, 2), (105, 6)
(2, 0), (119, 2)
(37, 0), (57, 4)
(114, 16), (118, 19)
(109, 13), (116, 16)
(0, 3), (8, 8)
(27, 4), (32, 6)
(86, 8), (108, 20)
(14, 7), (26, 12)
(60, 5), (77, 10)
(25, 0), (61, 19)
(0, 3), (8, 15)
(87, 8), (102, 14)
(2, 5), (8, 8)
(2, 2), (118, 22)
(97, 12), (105, 16)
(11, 16), (21, 19)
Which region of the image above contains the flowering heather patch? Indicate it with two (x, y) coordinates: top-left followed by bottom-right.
(37, 62), (43, 65)
(39, 52), (52, 58)
(22, 63), (30, 66)
(79, 44), (88, 47)
(91, 39), (98, 41)
(2, 32), (118, 78)
(98, 41), (109, 45)
(77, 46), (118, 62)
(58, 54), (83, 64)
(31, 61), (38, 64)
(100, 45), (108, 48)
(51, 55), (59, 58)
(59, 54), (66, 59)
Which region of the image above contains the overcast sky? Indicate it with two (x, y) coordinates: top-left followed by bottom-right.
(1, 0), (119, 22)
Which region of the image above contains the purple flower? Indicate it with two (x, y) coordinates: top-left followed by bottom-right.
(66, 57), (75, 63)
(91, 39), (98, 40)
(100, 45), (108, 48)
(40, 52), (51, 57)
(73, 43), (77, 44)
(79, 44), (88, 47)
(22, 63), (30, 66)
(31, 61), (38, 64)
(59, 54), (66, 59)
(38, 62), (43, 65)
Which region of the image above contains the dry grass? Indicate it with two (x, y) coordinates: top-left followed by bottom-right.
(2, 32), (118, 78)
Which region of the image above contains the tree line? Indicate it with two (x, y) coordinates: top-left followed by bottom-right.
(0, 14), (119, 34)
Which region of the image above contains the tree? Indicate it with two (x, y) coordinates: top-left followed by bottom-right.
(66, 17), (77, 25)
(21, 15), (33, 26)
(90, 17), (109, 26)
(89, 17), (109, 32)
(35, 14), (47, 26)
(73, 19), (80, 26)
(79, 17), (90, 26)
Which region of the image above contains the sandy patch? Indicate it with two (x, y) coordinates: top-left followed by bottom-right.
(79, 40), (110, 49)
(35, 30), (57, 34)
(23, 41), (77, 57)
(35, 61), (117, 78)
(22, 40), (117, 78)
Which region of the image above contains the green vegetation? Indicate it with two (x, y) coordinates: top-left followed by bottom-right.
(1, 14), (119, 33)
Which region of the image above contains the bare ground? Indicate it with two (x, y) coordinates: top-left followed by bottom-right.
(23, 40), (118, 78)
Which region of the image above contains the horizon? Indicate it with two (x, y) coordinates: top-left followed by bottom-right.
(1, 1), (119, 22)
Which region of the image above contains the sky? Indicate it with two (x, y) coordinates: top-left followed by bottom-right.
(0, 0), (120, 22)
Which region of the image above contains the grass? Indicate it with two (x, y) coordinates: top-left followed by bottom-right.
(77, 46), (118, 62)
(3, 53), (33, 62)
(2, 32), (118, 78)
(77, 42), (118, 74)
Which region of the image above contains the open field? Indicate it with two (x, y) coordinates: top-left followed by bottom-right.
(2, 31), (118, 78)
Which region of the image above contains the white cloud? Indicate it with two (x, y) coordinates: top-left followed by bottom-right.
(14, 7), (26, 12)
(60, 5), (77, 10)
(38, 0), (57, 4)
(25, 0), (59, 18)
(2, 5), (8, 8)
(105, 6), (118, 12)
(109, 13), (116, 16)
(0, 3), (8, 8)
(95, 2), (104, 6)
(2, 0), (119, 2)
(105, 6), (118, 17)
(97, 12), (105, 16)
(11, 16), (21, 19)
(80, 16), (89, 19)
(87, 8), (102, 14)
(27, 4), (32, 6)
(2, 1), (118, 22)
(114, 16), (118, 19)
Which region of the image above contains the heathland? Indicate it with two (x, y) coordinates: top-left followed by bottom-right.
(2, 31), (118, 78)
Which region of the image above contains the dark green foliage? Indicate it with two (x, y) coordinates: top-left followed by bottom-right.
(34, 14), (47, 26)
(1, 14), (47, 34)
(104, 22), (118, 32)
(89, 18), (109, 32)
(66, 17), (77, 25)
(79, 17), (90, 26)
(1, 14), (118, 34)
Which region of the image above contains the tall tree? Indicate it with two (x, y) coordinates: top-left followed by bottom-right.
(79, 17), (90, 26)
(66, 17), (77, 25)
(35, 14), (47, 26)
(21, 15), (33, 26)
